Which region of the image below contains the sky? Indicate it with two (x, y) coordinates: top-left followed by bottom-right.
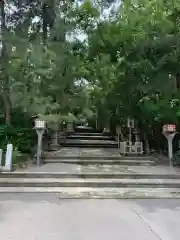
(74, 0), (121, 41)
(0, 0), (121, 45)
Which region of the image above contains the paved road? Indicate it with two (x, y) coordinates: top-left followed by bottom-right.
(0, 195), (179, 240)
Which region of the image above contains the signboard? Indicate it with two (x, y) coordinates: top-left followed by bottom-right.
(162, 124), (176, 133)
(127, 118), (134, 128)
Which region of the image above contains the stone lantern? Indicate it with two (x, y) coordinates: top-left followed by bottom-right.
(34, 118), (46, 166)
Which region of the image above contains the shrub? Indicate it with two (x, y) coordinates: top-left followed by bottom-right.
(0, 125), (36, 153)
(12, 148), (24, 164)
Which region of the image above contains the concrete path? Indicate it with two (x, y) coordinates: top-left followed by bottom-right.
(16, 163), (80, 173)
(46, 147), (122, 157)
(15, 162), (180, 175)
(0, 196), (179, 240)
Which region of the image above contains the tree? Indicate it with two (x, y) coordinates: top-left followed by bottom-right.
(0, 0), (12, 124)
(0, 0), (87, 123)
(75, 0), (180, 146)
(2, 0), (180, 153)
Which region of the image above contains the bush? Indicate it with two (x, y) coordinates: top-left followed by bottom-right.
(0, 125), (36, 153)
(173, 150), (180, 166)
(12, 148), (24, 164)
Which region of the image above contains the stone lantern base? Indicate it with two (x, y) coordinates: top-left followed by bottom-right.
(50, 130), (59, 150)
(66, 122), (74, 133)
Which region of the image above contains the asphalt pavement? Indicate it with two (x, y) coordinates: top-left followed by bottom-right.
(0, 194), (179, 240)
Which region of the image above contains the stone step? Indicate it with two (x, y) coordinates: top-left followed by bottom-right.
(44, 155), (153, 160)
(1, 172), (180, 179)
(73, 132), (104, 136)
(44, 147), (124, 159)
(44, 159), (156, 166)
(74, 128), (102, 133)
(0, 177), (180, 188)
(65, 139), (117, 144)
(0, 187), (179, 198)
(67, 135), (113, 140)
(61, 143), (118, 148)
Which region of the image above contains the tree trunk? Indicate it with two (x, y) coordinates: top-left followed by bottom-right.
(3, 92), (11, 125)
(42, 3), (48, 44)
(0, 0), (11, 124)
(119, 127), (125, 141)
(144, 132), (150, 155)
(42, 1), (56, 44)
(176, 73), (180, 90)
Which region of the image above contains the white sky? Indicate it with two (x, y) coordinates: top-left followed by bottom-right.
(0, 0), (121, 44)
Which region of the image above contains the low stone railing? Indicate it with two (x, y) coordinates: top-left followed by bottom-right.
(120, 141), (143, 155)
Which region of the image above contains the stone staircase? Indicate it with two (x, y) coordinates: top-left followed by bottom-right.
(62, 131), (118, 148)
(0, 131), (180, 198)
(44, 156), (156, 166)
(0, 150), (180, 198)
(1, 167), (180, 198)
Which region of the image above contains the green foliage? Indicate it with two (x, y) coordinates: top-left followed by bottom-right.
(2, 0), (180, 153)
(0, 125), (36, 153)
(12, 148), (24, 164)
(83, 0), (180, 129)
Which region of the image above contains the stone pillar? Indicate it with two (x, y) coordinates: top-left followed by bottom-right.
(134, 129), (140, 141)
(103, 118), (110, 134)
(49, 123), (60, 150)
(5, 144), (13, 171)
(0, 149), (2, 167)
(50, 130), (59, 150)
